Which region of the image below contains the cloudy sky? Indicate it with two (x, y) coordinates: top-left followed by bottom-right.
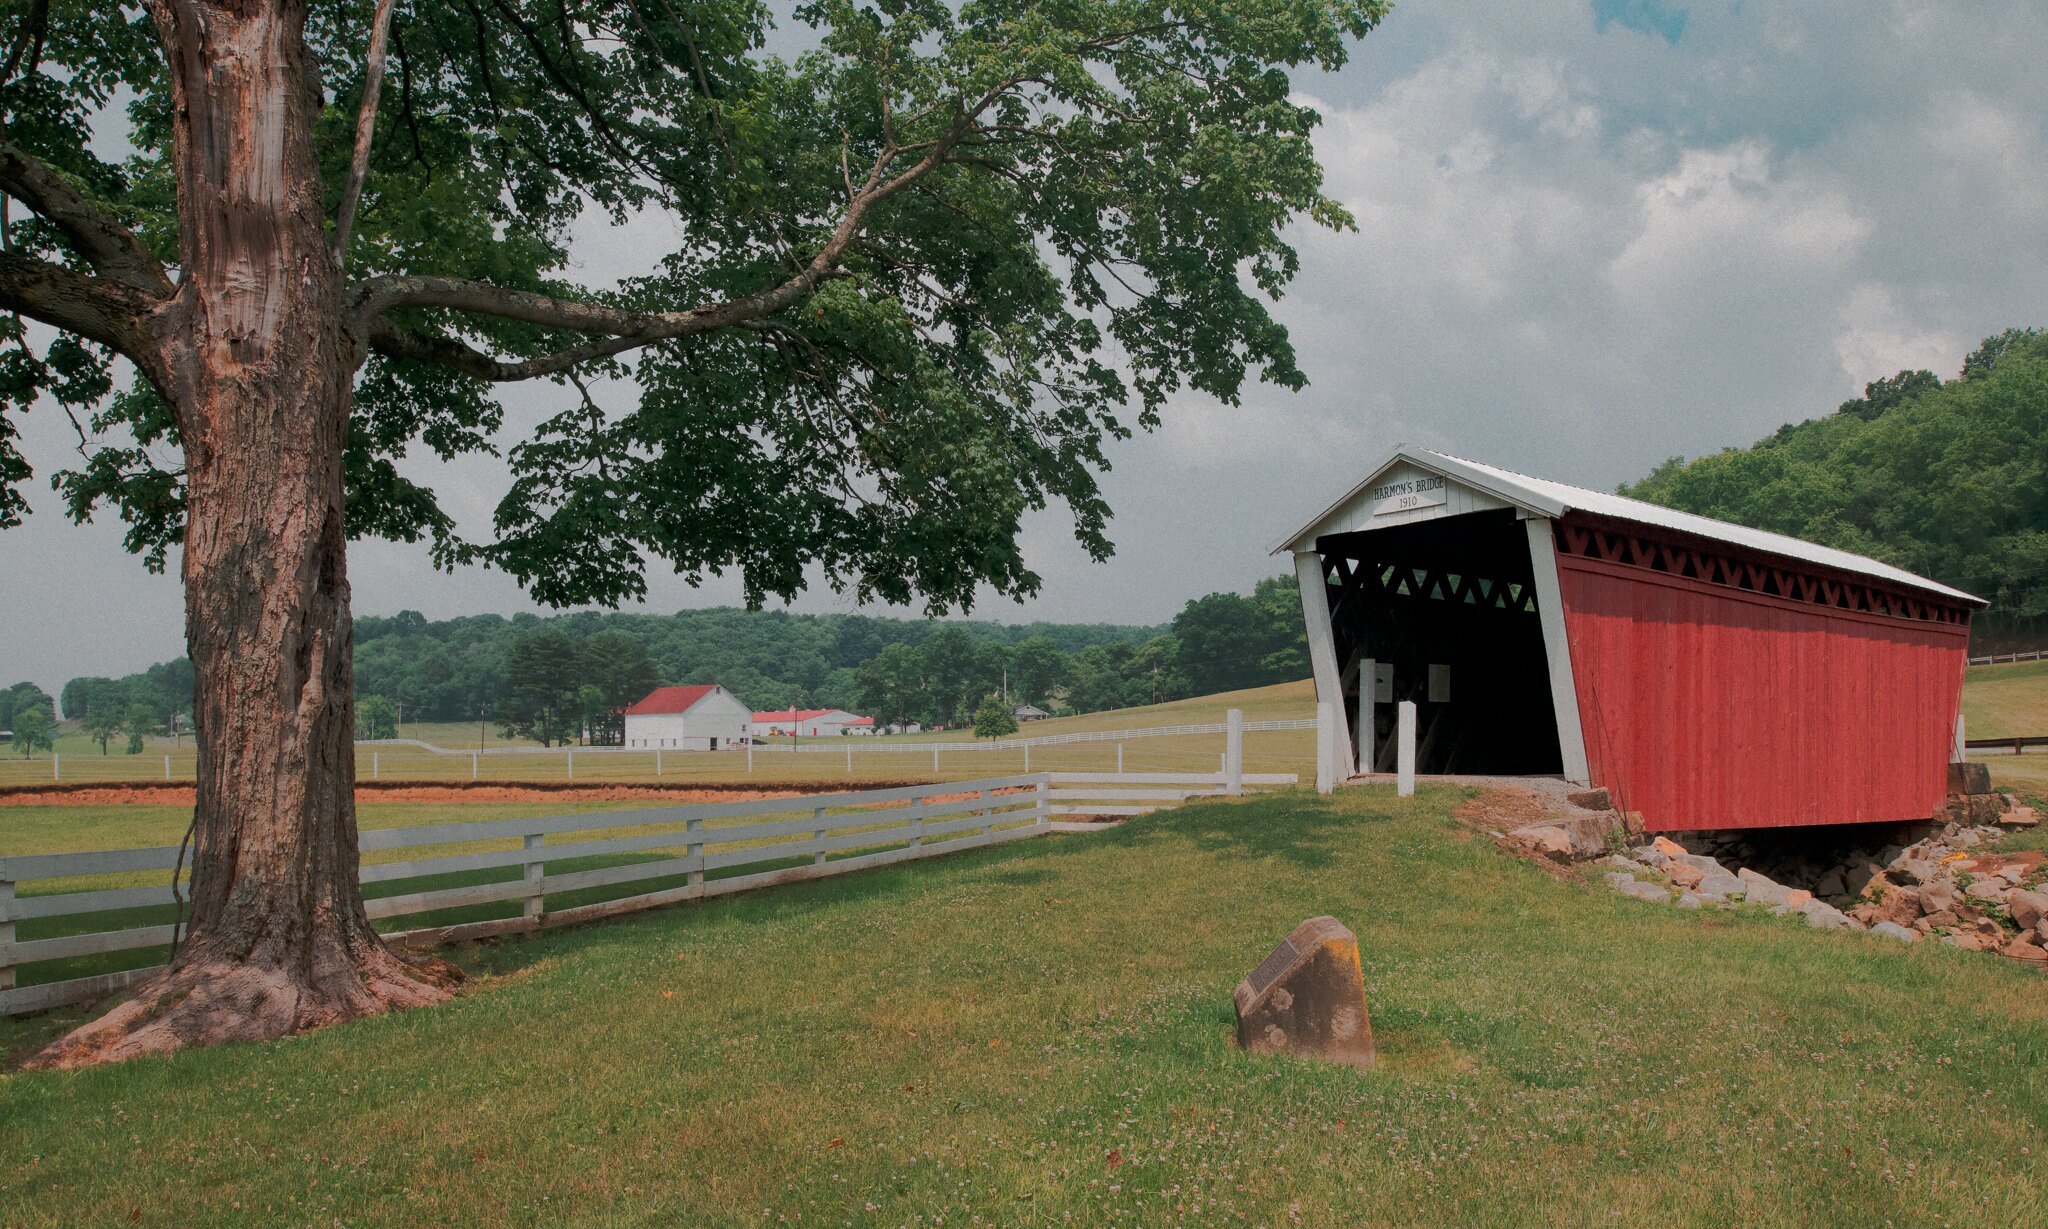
(3, 0), (2045, 698)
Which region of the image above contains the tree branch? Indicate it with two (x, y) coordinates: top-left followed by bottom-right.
(352, 100), (991, 380)
(0, 250), (159, 357)
(331, 0), (397, 268)
(0, 142), (172, 295)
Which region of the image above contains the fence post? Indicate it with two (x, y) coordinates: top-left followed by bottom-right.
(1024, 743), (1030, 772)
(0, 877), (14, 995)
(164, 753), (171, 781)
(979, 787), (993, 839)
(747, 742), (754, 774)
(472, 751), (479, 781)
(566, 746), (574, 780)
(1396, 700), (1417, 798)
(687, 816), (705, 888)
(1035, 776), (1050, 827)
(846, 745), (852, 775)
(932, 746), (939, 773)
(1226, 707), (1244, 796)
(909, 793), (926, 850)
(371, 751), (378, 781)
(1117, 743), (1124, 774)
(51, 753), (58, 782)
(813, 805), (828, 867)
(522, 833), (545, 922)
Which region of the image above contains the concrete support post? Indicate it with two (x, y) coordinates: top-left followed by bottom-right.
(1316, 701), (1336, 795)
(1396, 701), (1417, 798)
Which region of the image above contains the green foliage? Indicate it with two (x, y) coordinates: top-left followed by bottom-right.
(58, 660), (191, 726)
(574, 632), (661, 746)
(1624, 327), (2048, 630)
(356, 695), (399, 741)
(8, 0), (1388, 623)
(1836, 368), (1939, 421)
(1170, 574), (1306, 695)
(497, 629), (584, 747)
(120, 703), (156, 753)
(9, 705), (53, 757)
(0, 681), (54, 731)
(80, 703), (124, 755)
(971, 694), (1018, 740)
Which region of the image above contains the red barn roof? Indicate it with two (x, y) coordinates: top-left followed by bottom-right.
(624, 684), (720, 715)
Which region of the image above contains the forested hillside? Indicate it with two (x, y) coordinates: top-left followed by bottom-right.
(1623, 327), (2048, 644)
(37, 577), (1308, 738)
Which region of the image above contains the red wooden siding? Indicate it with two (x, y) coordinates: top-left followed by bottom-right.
(1556, 553), (1969, 831)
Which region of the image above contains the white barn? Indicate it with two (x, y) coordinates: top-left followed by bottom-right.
(749, 708), (876, 737)
(622, 684), (752, 751)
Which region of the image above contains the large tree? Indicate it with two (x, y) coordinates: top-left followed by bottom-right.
(2, 0), (1383, 1065)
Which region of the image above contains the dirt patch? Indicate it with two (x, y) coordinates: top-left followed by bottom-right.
(1452, 786), (1557, 833)
(0, 779), (948, 808)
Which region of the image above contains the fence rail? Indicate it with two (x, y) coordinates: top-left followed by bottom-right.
(1963, 735), (2048, 754)
(1968, 649), (2048, 666)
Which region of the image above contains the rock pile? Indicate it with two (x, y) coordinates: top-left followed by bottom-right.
(1501, 782), (2047, 964)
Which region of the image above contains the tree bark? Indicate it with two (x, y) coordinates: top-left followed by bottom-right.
(27, 0), (452, 1069)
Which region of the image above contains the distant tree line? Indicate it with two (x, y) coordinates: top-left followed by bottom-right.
(42, 577), (1310, 744)
(1623, 326), (2048, 648)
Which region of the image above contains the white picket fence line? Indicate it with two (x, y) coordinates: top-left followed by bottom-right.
(356, 717), (1316, 758)
(0, 761), (1299, 1016)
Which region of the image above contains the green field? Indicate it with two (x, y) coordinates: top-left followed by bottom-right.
(0, 681), (1320, 788)
(1962, 658), (2048, 739)
(4, 785), (2045, 1226)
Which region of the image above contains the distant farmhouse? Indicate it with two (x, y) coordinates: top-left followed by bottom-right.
(622, 684), (752, 750)
(1011, 703), (1050, 723)
(750, 708), (876, 738)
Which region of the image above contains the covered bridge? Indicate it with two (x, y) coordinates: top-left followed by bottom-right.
(1275, 446), (1986, 832)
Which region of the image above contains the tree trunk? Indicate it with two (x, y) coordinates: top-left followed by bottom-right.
(28, 1), (452, 1069)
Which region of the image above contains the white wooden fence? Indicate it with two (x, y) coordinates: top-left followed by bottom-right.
(0, 775), (1049, 1017)
(0, 763), (1297, 1017)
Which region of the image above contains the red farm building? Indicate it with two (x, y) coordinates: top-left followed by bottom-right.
(1275, 446), (1986, 832)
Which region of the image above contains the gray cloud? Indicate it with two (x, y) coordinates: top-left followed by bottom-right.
(4, 0), (2045, 698)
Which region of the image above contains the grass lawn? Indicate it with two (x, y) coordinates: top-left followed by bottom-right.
(4, 785), (2045, 1227)
(1962, 658), (2048, 740)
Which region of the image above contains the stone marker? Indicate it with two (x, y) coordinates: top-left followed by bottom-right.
(1946, 762), (1992, 796)
(1233, 916), (1375, 1069)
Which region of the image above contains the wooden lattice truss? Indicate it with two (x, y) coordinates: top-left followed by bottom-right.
(1554, 514), (1970, 627)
